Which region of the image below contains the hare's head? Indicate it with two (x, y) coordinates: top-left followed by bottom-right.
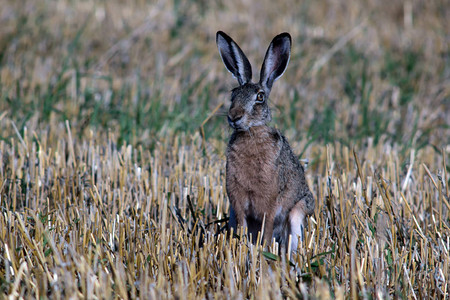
(216, 31), (291, 131)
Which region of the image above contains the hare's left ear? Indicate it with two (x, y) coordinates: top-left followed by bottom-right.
(260, 33), (291, 92)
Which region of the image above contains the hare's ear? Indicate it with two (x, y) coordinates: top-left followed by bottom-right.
(216, 31), (252, 85)
(260, 33), (291, 91)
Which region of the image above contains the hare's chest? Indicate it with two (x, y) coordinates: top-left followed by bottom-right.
(226, 134), (281, 196)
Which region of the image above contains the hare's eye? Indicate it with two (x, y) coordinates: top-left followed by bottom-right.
(256, 91), (265, 103)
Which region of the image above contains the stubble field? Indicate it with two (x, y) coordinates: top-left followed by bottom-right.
(0, 0), (449, 298)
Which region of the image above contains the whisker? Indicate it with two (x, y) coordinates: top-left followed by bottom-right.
(214, 112), (228, 117)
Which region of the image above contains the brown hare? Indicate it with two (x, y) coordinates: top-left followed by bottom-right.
(216, 31), (315, 252)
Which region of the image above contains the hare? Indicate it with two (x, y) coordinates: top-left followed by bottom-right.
(216, 31), (315, 252)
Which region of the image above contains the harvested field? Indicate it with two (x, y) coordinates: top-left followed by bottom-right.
(0, 0), (449, 298)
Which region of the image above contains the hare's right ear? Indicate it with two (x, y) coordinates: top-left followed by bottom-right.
(216, 31), (252, 85)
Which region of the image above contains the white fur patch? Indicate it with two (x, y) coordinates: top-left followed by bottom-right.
(231, 43), (246, 83)
(289, 209), (305, 252)
(264, 44), (275, 79)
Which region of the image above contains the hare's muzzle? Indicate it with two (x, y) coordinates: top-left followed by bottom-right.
(228, 103), (246, 129)
(227, 115), (243, 129)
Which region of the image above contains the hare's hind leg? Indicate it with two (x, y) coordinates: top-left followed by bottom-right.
(288, 203), (307, 252)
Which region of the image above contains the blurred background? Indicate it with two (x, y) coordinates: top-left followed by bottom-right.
(0, 0), (448, 156)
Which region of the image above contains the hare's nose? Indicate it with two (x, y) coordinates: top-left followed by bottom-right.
(228, 115), (242, 128)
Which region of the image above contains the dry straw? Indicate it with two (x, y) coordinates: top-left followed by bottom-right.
(0, 125), (448, 298)
(0, 0), (449, 298)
